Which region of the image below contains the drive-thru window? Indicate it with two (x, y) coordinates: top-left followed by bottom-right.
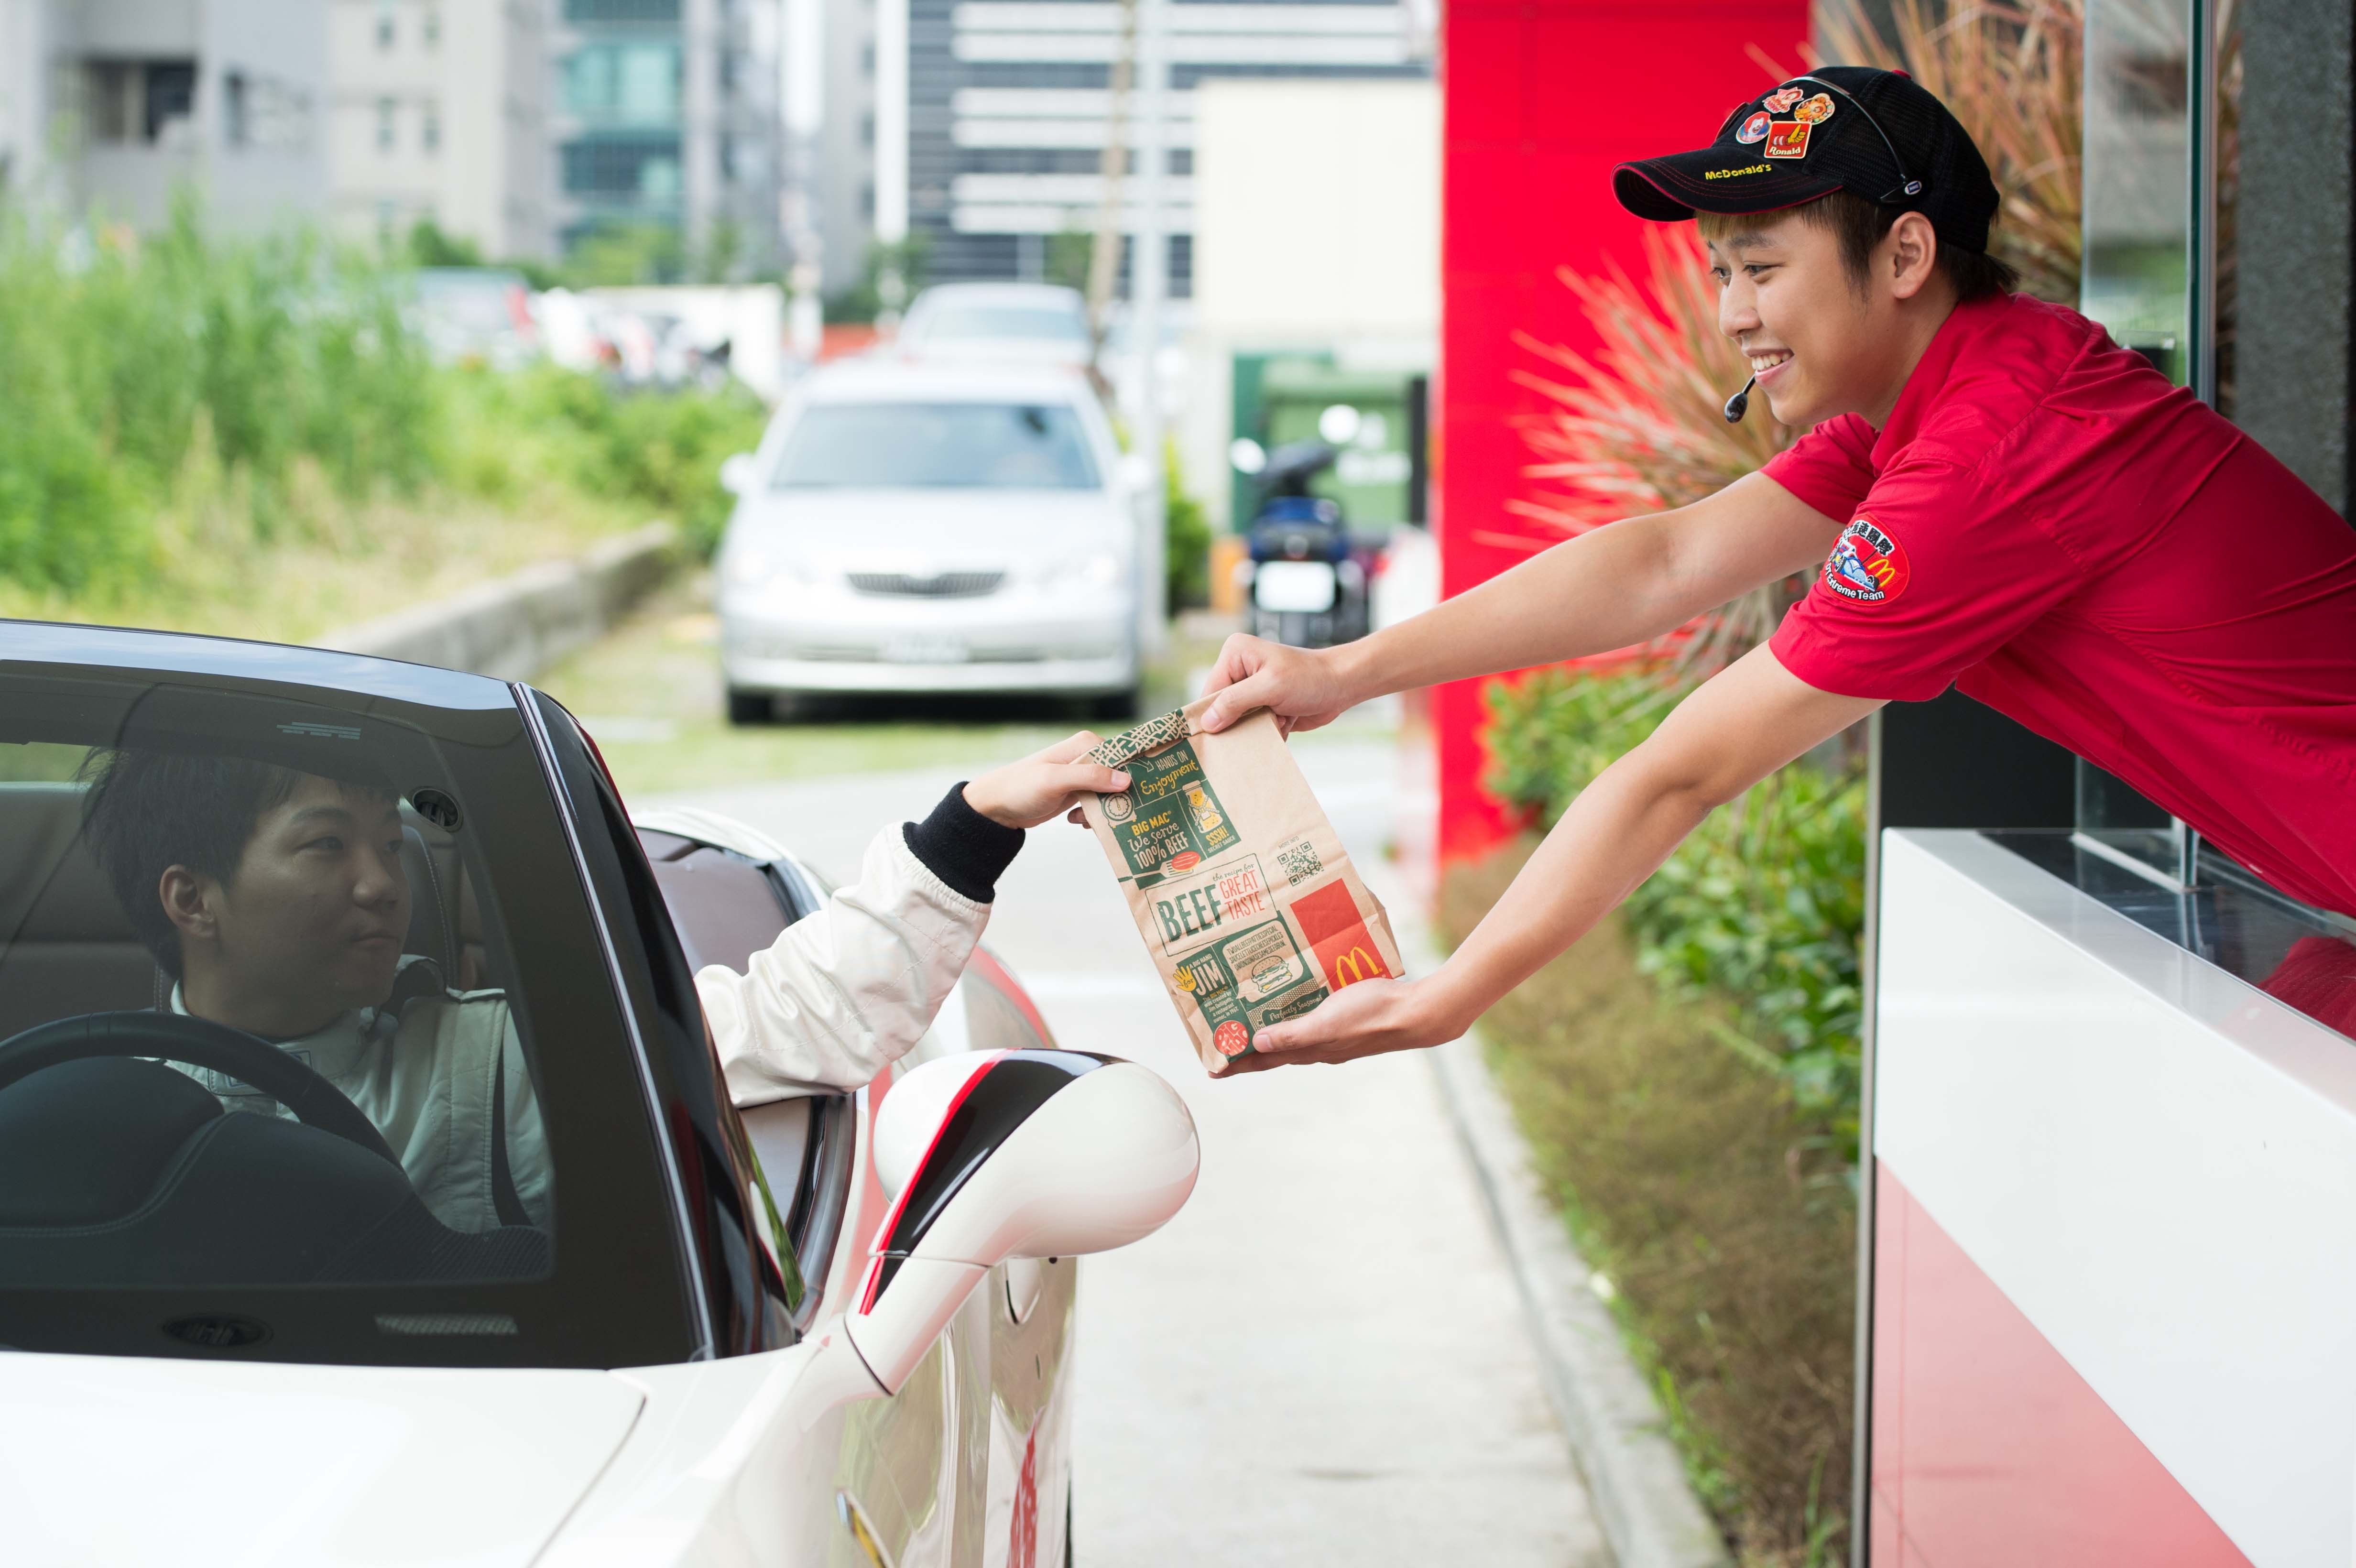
(1860, 2), (2356, 1559)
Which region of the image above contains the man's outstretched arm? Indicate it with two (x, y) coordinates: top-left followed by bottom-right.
(1199, 471), (1842, 734)
(1224, 647), (1882, 1072)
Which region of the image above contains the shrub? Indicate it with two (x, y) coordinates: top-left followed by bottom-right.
(440, 363), (766, 558)
(0, 201), (437, 590)
(0, 199), (767, 594)
(1164, 436), (1211, 613)
(1483, 666), (1867, 1154)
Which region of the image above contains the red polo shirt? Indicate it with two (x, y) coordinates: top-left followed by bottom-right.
(1764, 291), (2356, 916)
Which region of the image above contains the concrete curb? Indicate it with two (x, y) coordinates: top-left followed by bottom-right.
(318, 521), (678, 680)
(1430, 1030), (1734, 1568)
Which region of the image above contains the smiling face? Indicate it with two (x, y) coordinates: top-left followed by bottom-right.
(1705, 206), (1948, 431)
(163, 773), (411, 1038)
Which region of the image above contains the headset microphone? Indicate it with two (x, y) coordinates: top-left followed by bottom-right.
(1723, 373), (1756, 425)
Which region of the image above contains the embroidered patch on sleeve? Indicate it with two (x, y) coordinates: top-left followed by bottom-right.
(1822, 516), (1910, 604)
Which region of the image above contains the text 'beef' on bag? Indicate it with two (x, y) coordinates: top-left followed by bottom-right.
(1080, 696), (1403, 1075)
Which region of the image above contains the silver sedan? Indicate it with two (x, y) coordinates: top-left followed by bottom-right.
(716, 361), (1146, 721)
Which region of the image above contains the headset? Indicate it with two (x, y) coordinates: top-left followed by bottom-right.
(1722, 75), (1929, 424)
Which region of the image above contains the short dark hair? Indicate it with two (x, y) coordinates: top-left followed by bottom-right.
(1702, 189), (2019, 302)
(79, 751), (314, 980)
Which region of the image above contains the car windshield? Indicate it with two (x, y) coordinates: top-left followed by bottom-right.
(912, 305), (1089, 344)
(770, 401), (1101, 490)
(0, 655), (695, 1367)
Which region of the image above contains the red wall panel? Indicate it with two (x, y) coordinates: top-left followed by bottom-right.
(1437, 0), (1810, 858)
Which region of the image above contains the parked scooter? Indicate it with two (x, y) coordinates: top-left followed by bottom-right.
(1237, 441), (1373, 649)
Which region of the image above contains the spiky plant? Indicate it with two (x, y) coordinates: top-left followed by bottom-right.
(1807, 0), (2083, 304)
(1510, 227), (1803, 675)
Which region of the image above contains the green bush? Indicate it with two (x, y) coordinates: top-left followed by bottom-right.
(0, 200), (767, 593)
(439, 363), (766, 558)
(0, 201), (437, 588)
(1482, 666), (1867, 1154)
(1164, 437), (1211, 613)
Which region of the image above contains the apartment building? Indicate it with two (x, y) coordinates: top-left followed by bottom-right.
(327, 0), (551, 259)
(548, 0), (785, 274)
(0, 0), (326, 231)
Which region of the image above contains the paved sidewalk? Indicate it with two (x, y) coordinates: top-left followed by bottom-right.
(665, 736), (1607, 1566)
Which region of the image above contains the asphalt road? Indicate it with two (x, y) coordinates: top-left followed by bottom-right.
(654, 729), (1609, 1566)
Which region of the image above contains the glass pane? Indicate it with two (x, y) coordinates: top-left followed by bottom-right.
(2082, 0), (2194, 385)
(1994, 831), (2356, 1042)
(2209, 0), (2244, 418)
(2074, 758), (2192, 885)
(0, 679), (586, 1299)
(770, 402), (1104, 490)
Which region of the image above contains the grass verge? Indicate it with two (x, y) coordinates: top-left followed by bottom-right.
(1441, 841), (1855, 1568)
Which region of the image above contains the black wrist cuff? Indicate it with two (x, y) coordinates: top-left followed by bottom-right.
(903, 784), (1025, 904)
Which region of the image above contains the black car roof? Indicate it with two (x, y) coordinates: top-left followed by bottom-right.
(0, 620), (515, 712)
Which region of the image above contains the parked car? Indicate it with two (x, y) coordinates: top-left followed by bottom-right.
(409, 267), (540, 370)
(0, 620), (1198, 1568)
(716, 360), (1147, 721)
(895, 283), (1092, 368)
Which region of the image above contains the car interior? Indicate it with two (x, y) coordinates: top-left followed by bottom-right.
(0, 774), (542, 1288)
(0, 781), (493, 1042)
(636, 824), (857, 1329)
(0, 765), (857, 1309)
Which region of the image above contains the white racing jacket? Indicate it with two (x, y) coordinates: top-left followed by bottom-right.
(182, 822), (992, 1235)
(698, 823), (993, 1103)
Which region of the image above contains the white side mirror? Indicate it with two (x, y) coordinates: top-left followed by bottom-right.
(719, 452), (758, 495)
(837, 1049), (1198, 1394)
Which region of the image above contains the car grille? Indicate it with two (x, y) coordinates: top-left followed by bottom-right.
(848, 571), (1005, 599)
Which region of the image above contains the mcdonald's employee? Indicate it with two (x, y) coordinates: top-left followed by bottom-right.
(1198, 65), (2356, 1070)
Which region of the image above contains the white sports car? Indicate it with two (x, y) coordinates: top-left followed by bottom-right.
(0, 621), (1199, 1566)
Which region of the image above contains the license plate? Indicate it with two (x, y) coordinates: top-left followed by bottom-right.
(881, 634), (970, 664)
(1253, 560), (1337, 613)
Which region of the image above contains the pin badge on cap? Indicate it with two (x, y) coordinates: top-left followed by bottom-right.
(1795, 94), (1835, 124)
(1735, 110), (1771, 144)
(1765, 121), (1812, 159)
(1762, 86), (1805, 113)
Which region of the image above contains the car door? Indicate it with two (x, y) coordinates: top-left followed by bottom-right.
(958, 964), (1080, 1568)
(719, 844), (992, 1568)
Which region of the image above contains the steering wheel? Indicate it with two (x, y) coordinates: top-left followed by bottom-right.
(0, 1011), (402, 1169)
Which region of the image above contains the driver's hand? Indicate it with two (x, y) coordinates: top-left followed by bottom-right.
(1197, 634), (1353, 737)
(963, 732), (1131, 830)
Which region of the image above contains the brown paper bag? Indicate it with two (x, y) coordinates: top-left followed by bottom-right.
(1081, 697), (1404, 1075)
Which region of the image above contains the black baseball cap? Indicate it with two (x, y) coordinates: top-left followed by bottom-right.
(1612, 65), (2000, 256)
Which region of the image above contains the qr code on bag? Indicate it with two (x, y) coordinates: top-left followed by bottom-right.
(1275, 835), (1323, 886)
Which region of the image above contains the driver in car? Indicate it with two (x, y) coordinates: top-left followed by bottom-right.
(77, 737), (1128, 1236)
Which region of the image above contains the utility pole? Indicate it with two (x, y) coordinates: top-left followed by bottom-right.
(782, 0), (825, 368)
(1131, 0), (1169, 657)
(1084, 0), (1137, 362)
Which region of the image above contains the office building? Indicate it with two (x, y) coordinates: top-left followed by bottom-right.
(884, 0), (1433, 294)
(548, 0), (785, 275)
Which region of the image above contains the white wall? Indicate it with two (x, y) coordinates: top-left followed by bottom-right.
(1185, 77), (1436, 526)
(1191, 78), (1437, 341)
